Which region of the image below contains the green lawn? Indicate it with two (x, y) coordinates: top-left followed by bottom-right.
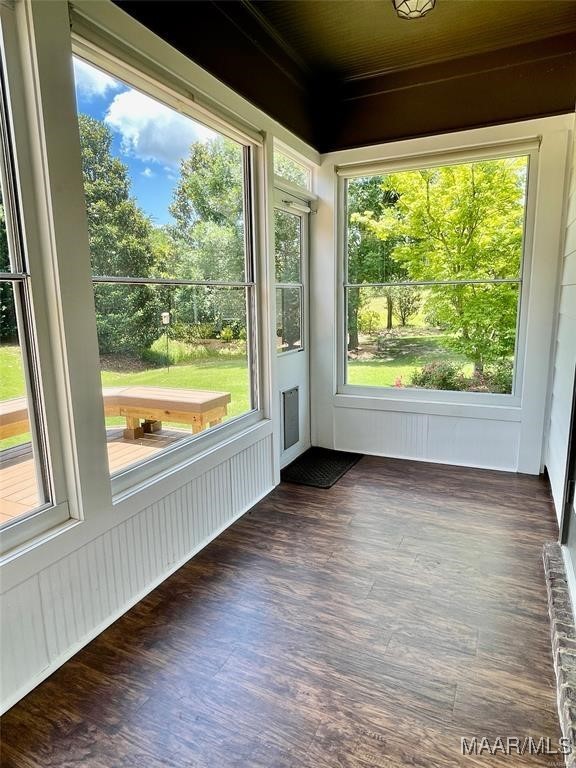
(348, 332), (472, 388)
(0, 345), (251, 446)
(0, 346), (27, 399)
(101, 358), (251, 419)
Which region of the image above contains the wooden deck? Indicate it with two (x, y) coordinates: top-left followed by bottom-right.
(0, 456), (561, 767)
(0, 429), (187, 524)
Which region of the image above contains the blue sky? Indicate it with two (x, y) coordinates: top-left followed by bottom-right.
(72, 57), (215, 226)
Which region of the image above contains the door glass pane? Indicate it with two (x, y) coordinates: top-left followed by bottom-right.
(274, 209), (301, 283)
(276, 286), (302, 353)
(0, 280), (46, 524)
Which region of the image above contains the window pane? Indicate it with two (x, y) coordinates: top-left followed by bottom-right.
(0, 282), (46, 523)
(347, 156), (528, 284)
(346, 283), (519, 394)
(274, 150), (311, 190)
(274, 209), (301, 283)
(276, 286), (302, 353)
(93, 283), (253, 475)
(73, 57), (247, 283)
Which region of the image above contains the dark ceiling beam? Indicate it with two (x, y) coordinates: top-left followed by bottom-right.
(114, 0), (317, 146)
(323, 32), (576, 152)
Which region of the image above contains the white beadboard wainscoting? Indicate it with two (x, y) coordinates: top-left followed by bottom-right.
(333, 406), (521, 471)
(0, 432), (274, 714)
(545, 116), (576, 520)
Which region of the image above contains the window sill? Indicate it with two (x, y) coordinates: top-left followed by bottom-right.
(334, 390), (522, 421)
(0, 502), (75, 567)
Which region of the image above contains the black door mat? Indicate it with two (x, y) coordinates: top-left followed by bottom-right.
(281, 447), (362, 489)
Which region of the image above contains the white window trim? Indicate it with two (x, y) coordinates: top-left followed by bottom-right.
(0, 1), (72, 556)
(274, 189), (309, 358)
(337, 141), (540, 407)
(273, 139), (315, 196)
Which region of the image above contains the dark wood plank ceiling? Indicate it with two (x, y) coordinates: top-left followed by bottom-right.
(115, 0), (576, 152)
(249, 0), (576, 80)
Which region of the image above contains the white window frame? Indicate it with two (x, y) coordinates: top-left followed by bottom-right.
(337, 139), (540, 408)
(273, 189), (310, 357)
(0, 4), (71, 557)
(70, 42), (266, 498)
(273, 140), (314, 199)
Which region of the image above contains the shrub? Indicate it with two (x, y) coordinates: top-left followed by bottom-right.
(411, 361), (466, 391)
(465, 360), (514, 394)
(142, 336), (210, 367)
(171, 321), (217, 343)
(358, 309), (382, 335)
(220, 326), (234, 343)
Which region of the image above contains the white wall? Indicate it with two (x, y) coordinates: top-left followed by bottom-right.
(311, 118), (571, 474)
(545, 113), (576, 520)
(0, 0), (318, 714)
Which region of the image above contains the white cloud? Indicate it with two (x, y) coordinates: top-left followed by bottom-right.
(105, 89), (216, 168)
(73, 58), (122, 99)
(141, 167), (155, 178)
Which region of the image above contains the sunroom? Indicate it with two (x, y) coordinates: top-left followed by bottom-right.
(1, 1), (576, 765)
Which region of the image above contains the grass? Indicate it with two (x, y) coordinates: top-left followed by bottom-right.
(347, 331), (472, 388)
(0, 345), (251, 447)
(1, 327), (471, 445)
(101, 357), (251, 420)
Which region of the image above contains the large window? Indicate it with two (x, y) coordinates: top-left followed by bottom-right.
(0, 34), (52, 533)
(344, 154), (530, 395)
(72, 57), (258, 476)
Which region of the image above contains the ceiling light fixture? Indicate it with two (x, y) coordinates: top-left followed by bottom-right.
(392, 0), (436, 19)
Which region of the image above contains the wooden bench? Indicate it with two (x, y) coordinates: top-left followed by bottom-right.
(0, 388), (231, 442)
(103, 387), (231, 440)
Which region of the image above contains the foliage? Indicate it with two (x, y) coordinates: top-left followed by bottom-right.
(78, 114), (161, 354)
(220, 326), (234, 343)
(466, 359), (514, 394)
(358, 308), (382, 335)
(273, 151), (309, 189)
(391, 286), (421, 327)
(171, 321), (217, 343)
(410, 357), (513, 393)
(169, 137), (245, 282)
(167, 137), (248, 334)
(411, 361), (467, 391)
(354, 158), (527, 372)
(346, 176), (404, 348)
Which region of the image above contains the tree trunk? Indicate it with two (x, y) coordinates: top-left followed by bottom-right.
(348, 286), (360, 351)
(386, 295), (393, 330)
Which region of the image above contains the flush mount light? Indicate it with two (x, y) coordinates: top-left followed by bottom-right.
(392, 0), (436, 19)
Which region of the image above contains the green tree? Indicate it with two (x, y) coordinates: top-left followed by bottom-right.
(354, 159), (526, 372)
(347, 177), (403, 350)
(78, 114), (161, 355)
(168, 137), (246, 332)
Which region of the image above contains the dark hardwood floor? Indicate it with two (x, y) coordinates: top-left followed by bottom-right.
(0, 457), (561, 767)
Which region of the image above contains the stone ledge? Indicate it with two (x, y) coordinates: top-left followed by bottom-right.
(544, 542), (576, 768)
